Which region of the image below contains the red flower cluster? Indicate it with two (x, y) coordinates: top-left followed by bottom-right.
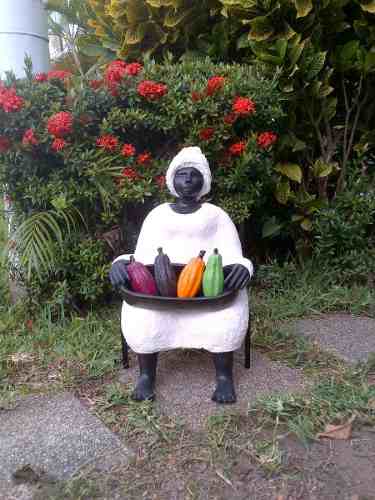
(96, 134), (119, 152)
(47, 112), (73, 137)
(257, 131), (278, 149)
(229, 141), (246, 156)
(155, 175), (166, 189)
(104, 60), (143, 94)
(206, 76), (225, 96)
(0, 136), (11, 153)
(90, 79), (103, 90)
(51, 138), (66, 152)
(0, 86), (24, 113)
(121, 143), (136, 157)
(199, 127), (215, 141)
(121, 167), (139, 180)
(232, 96), (256, 116)
(137, 152), (151, 165)
(22, 129), (38, 146)
(34, 72), (48, 82)
(137, 80), (168, 101)
(125, 62), (143, 76)
(47, 70), (72, 81)
(104, 60), (127, 91)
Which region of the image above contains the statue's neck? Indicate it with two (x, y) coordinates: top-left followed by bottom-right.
(170, 197), (202, 214)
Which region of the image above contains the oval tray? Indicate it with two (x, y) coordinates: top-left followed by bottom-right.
(118, 263), (238, 310)
(119, 286), (237, 309)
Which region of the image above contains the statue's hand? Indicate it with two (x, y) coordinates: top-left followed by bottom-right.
(224, 264), (250, 291)
(109, 261), (130, 288)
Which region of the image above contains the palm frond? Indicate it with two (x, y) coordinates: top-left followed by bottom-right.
(5, 208), (84, 282)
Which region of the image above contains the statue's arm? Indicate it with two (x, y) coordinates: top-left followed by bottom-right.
(216, 209), (254, 290)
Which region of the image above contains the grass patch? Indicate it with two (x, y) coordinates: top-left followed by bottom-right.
(251, 364), (375, 445)
(94, 382), (182, 445)
(251, 260), (374, 373)
(1, 305), (122, 393)
(254, 260), (374, 321)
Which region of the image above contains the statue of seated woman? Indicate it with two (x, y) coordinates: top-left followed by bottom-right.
(109, 146), (253, 404)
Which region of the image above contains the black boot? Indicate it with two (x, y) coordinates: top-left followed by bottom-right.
(132, 353), (158, 402)
(212, 352), (236, 404)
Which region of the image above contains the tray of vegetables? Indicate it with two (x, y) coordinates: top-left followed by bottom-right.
(119, 248), (238, 309)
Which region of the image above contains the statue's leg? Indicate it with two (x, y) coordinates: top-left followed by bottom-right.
(132, 353), (158, 402)
(212, 351), (236, 404)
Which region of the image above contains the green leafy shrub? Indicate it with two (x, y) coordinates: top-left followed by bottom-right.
(313, 185), (375, 284)
(220, 0), (375, 197)
(60, 237), (111, 303)
(84, 0), (222, 59)
(0, 57), (284, 305)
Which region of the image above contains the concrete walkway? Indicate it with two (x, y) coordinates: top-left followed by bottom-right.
(119, 348), (307, 430)
(293, 313), (375, 363)
(0, 393), (133, 499)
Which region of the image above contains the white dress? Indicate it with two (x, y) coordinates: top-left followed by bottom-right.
(114, 202), (253, 353)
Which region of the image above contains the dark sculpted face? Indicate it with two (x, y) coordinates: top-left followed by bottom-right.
(173, 166), (204, 200)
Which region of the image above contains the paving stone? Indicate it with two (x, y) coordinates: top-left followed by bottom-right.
(293, 313), (375, 363)
(0, 392), (133, 492)
(119, 348), (307, 430)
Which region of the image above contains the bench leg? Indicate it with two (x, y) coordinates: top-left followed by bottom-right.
(244, 316), (251, 369)
(121, 330), (129, 369)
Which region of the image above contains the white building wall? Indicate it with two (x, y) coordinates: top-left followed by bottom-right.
(0, 0), (50, 78)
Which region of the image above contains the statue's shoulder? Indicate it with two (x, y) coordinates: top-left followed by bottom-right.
(141, 203), (169, 225)
(203, 202), (232, 221)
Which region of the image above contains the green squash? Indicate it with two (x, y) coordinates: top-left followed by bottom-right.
(203, 248), (224, 297)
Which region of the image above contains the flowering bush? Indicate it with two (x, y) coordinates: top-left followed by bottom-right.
(0, 58), (283, 304)
(47, 111), (73, 138)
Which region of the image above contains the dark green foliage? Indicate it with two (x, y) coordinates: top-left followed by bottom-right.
(313, 185), (375, 284)
(59, 237), (111, 303)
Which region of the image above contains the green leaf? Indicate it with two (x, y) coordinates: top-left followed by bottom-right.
(313, 159), (334, 178)
(292, 139), (307, 152)
(237, 33), (252, 49)
(125, 25), (145, 45)
(124, 0), (149, 24)
(337, 40), (360, 70)
(51, 195), (68, 211)
(275, 39), (288, 59)
(300, 218), (313, 231)
(262, 217), (283, 238)
(323, 97), (337, 121)
(164, 8), (193, 28)
(249, 16), (274, 42)
(250, 41), (284, 64)
(79, 41), (111, 57)
(274, 163), (302, 183)
(294, 0), (313, 18)
(306, 51), (327, 80)
(275, 179), (291, 205)
(360, 1), (375, 13)
(6, 209), (83, 281)
(365, 52), (375, 73)
(288, 34), (305, 67)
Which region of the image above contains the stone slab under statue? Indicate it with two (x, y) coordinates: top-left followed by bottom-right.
(109, 146), (253, 404)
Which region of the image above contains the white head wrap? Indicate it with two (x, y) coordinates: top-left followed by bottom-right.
(166, 146), (211, 199)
